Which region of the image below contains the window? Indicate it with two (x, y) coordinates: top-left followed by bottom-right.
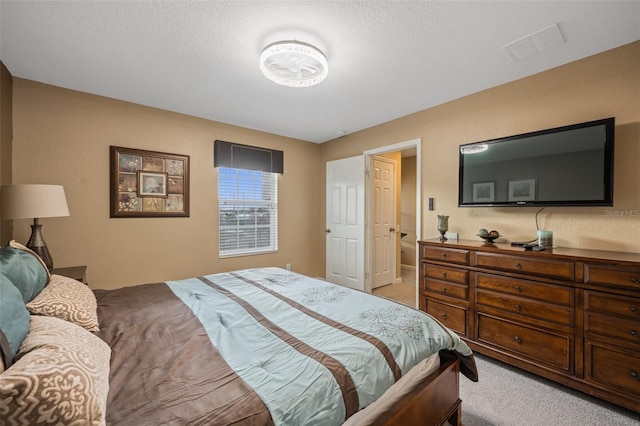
(218, 167), (278, 257)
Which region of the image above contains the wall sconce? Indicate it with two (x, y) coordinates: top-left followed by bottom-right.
(1, 184), (70, 270)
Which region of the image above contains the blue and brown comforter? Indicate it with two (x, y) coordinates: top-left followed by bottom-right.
(95, 267), (477, 425)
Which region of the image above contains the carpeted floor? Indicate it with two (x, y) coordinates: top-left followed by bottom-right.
(460, 354), (640, 425)
(371, 265), (416, 307)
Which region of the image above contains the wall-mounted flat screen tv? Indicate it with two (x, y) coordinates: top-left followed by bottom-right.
(458, 117), (614, 207)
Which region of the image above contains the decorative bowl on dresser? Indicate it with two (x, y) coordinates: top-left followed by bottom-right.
(418, 239), (640, 413)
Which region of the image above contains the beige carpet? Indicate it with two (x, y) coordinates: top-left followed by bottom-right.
(461, 354), (640, 425)
(372, 265), (416, 307)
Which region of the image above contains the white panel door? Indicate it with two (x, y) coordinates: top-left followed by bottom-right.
(326, 155), (365, 290)
(371, 156), (396, 289)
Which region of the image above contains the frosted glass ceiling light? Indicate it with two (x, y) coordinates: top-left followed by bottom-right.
(260, 41), (328, 87)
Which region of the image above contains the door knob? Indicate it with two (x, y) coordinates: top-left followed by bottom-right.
(325, 229), (331, 233)
(390, 227), (395, 232)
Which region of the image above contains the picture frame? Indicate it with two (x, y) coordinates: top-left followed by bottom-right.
(110, 146), (190, 217)
(138, 171), (168, 197)
(508, 178), (536, 202)
(472, 181), (495, 203)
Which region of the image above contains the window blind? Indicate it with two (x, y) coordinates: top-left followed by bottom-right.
(218, 167), (278, 257)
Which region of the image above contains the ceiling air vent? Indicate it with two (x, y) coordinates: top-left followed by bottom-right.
(503, 23), (565, 62)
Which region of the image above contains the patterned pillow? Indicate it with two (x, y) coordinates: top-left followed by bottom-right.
(27, 274), (99, 332)
(0, 316), (111, 426)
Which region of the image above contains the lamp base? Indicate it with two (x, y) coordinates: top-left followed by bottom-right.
(27, 219), (54, 270)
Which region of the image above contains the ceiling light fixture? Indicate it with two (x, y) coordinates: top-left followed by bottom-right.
(260, 40), (328, 88)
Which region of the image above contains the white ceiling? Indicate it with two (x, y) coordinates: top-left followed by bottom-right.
(1, 1), (639, 144)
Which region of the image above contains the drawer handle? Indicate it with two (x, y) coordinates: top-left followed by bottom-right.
(514, 304), (522, 311)
(631, 306), (638, 314)
(630, 371), (639, 380)
(442, 253), (448, 258)
(631, 330), (638, 337)
(442, 287), (447, 294)
(442, 272), (447, 278)
(631, 277), (638, 284)
(514, 336), (522, 343)
(515, 263), (522, 269)
(514, 286), (523, 293)
(441, 313), (447, 320)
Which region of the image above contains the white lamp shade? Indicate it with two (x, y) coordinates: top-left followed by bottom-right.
(1, 184), (70, 219)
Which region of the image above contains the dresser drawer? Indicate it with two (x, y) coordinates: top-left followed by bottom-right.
(477, 314), (572, 372)
(585, 312), (640, 344)
(584, 291), (640, 320)
(424, 279), (469, 300)
(584, 264), (640, 290)
(476, 290), (573, 327)
(475, 273), (573, 305)
(424, 298), (467, 336)
(421, 245), (469, 265)
(585, 340), (640, 397)
(475, 252), (574, 281)
(423, 264), (468, 285)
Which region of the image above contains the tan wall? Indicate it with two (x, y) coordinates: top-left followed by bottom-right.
(401, 156), (417, 267)
(0, 62), (13, 243)
(11, 80), (324, 289)
(321, 41), (640, 257)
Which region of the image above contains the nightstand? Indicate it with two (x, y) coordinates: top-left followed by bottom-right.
(51, 265), (87, 284)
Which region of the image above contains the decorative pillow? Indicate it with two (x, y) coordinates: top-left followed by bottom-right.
(0, 316), (111, 426)
(27, 274), (100, 332)
(0, 243), (50, 303)
(8, 240), (51, 279)
(0, 274), (31, 368)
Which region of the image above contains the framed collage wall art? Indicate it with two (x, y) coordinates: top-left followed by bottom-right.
(110, 146), (190, 217)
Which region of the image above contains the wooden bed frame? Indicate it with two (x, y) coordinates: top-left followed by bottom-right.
(379, 358), (461, 426)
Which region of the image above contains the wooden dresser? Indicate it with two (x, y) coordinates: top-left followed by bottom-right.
(418, 239), (640, 413)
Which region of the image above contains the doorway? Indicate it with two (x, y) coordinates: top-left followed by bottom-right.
(366, 139), (421, 308)
(324, 139), (421, 307)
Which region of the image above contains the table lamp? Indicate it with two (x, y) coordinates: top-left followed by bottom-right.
(1, 184), (70, 270)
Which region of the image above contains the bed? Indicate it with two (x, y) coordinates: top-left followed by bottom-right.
(1, 242), (477, 426)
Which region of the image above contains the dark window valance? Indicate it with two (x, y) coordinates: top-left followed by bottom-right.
(214, 140), (284, 174)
